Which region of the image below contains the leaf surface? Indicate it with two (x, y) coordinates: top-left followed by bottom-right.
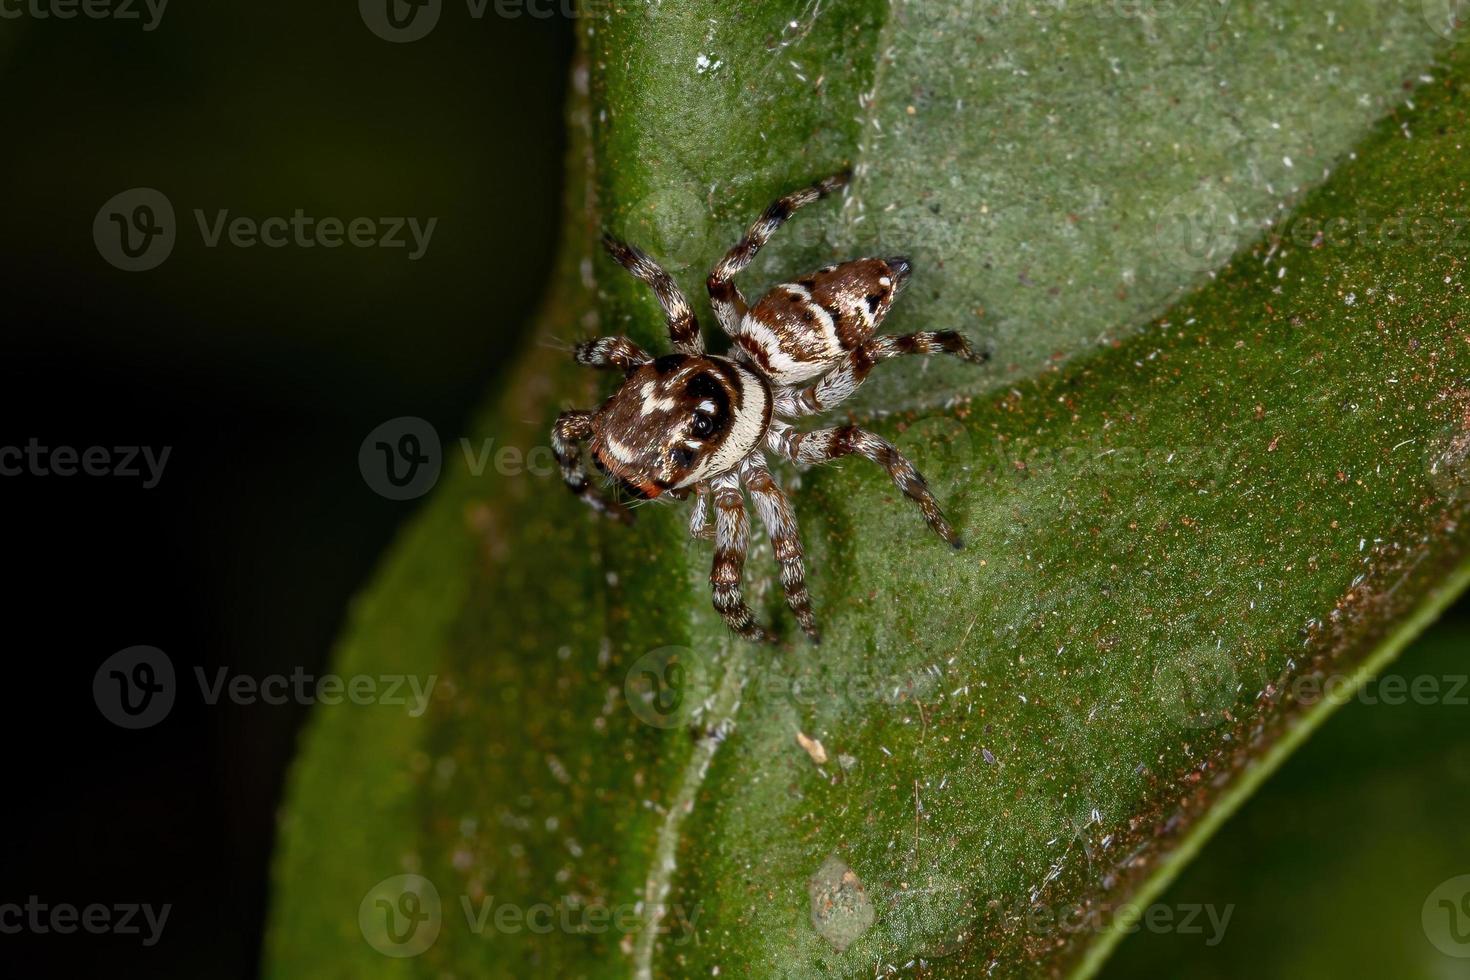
(267, 4), (1470, 977)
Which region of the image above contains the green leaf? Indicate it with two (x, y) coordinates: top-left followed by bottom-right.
(267, 4), (1470, 977)
(1098, 610), (1470, 977)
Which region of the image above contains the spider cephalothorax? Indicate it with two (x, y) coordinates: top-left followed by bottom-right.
(589, 353), (771, 499)
(553, 171), (988, 643)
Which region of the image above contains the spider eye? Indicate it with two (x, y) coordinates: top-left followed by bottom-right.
(691, 413), (715, 438)
(671, 447), (697, 468)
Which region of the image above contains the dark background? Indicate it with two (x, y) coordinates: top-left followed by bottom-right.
(1, 4), (573, 977)
(2, 5), (1467, 979)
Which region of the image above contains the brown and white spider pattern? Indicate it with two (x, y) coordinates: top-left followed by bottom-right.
(552, 171), (987, 644)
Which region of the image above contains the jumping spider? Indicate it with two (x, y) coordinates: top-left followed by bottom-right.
(552, 171), (986, 643)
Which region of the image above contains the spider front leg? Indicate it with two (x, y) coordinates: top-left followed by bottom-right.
(742, 455), (819, 643)
(708, 472), (772, 643)
(706, 170), (852, 336)
(551, 410), (633, 524)
(776, 331), (988, 417)
(573, 335), (651, 373)
(600, 235), (703, 355)
(769, 420), (961, 547)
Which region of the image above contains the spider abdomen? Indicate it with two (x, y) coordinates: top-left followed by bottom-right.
(734, 257), (910, 386)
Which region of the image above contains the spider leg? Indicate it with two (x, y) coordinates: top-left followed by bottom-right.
(687, 483), (716, 540)
(706, 170), (852, 337)
(551, 410), (633, 524)
(776, 331), (988, 417)
(600, 235), (702, 355)
(742, 455), (819, 643)
(769, 421), (961, 548)
(573, 335), (652, 373)
(709, 472), (772, 643)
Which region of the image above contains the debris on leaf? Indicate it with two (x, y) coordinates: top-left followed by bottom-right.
(796, 731), (828, 765)
(808, 855), (875, 952)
